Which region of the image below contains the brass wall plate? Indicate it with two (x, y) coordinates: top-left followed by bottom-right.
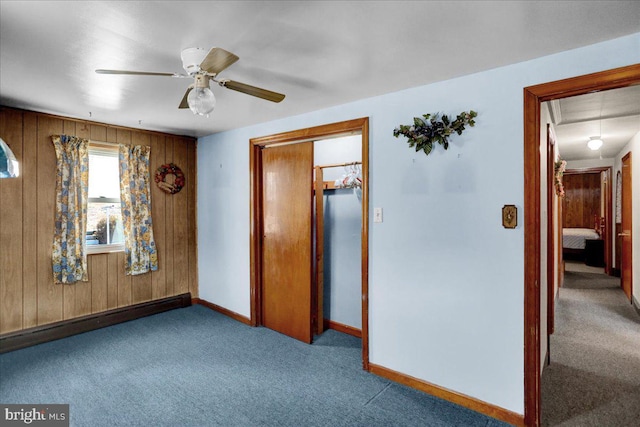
(502, 205), (517, 229)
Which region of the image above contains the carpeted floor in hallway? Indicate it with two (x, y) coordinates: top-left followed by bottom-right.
(541, 266), (640, 426)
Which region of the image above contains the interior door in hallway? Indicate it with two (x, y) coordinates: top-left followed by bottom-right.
(261, 142), (314, 343)
(621, 152), (633, 301)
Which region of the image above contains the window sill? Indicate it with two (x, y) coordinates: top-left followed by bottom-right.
(87, 244), (124, 255)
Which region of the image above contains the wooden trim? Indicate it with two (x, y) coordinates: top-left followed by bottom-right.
(360, 117), (370, 370)
(250, 118), (367, 147)
(524, 64), (640, 102)
(369, 363), (525, 427)
(0, 293), (192, 354)
(564, 167), (610, 175)
(524, 86), (542, 427)
(323, 319), (362, 338)
(193, 298), (252, 326)
(546, 124), (556, 335)
(523, 64), (640, 427)
(249, 117), (370, 368)
(314, 166), (325, 335)
(621, 152), (633, 302)
(314, 180), (338, 191)
(604, 168), (613, 275)
(249, 143), (263, 327)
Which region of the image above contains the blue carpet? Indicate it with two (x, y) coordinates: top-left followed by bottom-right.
(1, 305), (510, 426)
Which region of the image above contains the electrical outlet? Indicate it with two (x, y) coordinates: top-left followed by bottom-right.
(374, 207), (383, 223)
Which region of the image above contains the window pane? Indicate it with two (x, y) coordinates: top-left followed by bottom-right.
(87, 202), (124, 245)
(88, 152), (120, 199)
(87, 146), (123, 250)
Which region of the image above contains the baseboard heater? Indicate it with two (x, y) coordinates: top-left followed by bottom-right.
(0, 293), (192, 354)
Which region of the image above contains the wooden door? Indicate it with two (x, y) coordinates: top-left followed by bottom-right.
(603, 169), (612, 275)
(621, 152), (632, 301)
(261, 142), (314, 343)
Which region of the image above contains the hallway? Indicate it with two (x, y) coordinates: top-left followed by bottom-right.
(541, 262), (640, 426)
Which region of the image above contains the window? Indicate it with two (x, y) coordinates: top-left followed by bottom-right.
(87, 143), (124, 254)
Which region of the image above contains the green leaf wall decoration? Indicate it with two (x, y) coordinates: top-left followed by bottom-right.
(393, 111), (477, 156)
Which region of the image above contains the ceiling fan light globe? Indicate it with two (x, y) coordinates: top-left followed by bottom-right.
(587, 137), (603, 151)
(187, 87), (216, 116)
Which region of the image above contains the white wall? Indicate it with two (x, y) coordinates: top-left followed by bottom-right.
(314, 136), (362, 329)
(614, 131), (640, 306)
(540, 104), (564, 373)
(197, 133), (251, 312)
(197, 33), (640, 414)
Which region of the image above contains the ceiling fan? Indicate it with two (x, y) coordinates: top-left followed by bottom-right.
(95, 47), (285, 117)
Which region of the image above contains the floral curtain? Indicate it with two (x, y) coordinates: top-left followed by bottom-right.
(119, 144), (158, 275)
(51, 135), (89, 284)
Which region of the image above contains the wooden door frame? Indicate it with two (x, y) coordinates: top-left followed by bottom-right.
(621, 151), (633, 301)
(249, 117), (370, 369)
(546, 124), (557, 336)
(524, 64), (640, 426)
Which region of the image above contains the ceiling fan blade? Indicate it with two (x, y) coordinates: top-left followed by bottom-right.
(179, 87), (193, 109)
(96, 69), (188, 78)
(199, 48), (239, 75)
(222, 80), (285, 103)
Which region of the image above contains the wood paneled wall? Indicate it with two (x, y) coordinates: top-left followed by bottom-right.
(562, 172), (601, 229)
(0, 107), (197, 334)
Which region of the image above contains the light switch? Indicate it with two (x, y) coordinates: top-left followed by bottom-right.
(374, 207), (383, 223)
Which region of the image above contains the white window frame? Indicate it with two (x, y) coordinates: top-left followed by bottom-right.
(86, 142), (125, 255)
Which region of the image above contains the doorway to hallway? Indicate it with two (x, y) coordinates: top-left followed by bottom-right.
(523, 64), (640, 426)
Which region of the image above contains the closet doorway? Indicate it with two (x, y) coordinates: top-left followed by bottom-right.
(249, 117), (370, 368)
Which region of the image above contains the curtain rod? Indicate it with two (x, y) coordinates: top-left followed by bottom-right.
(90, 140), (150, 150)
(316, 161), (362, 169)
(90, 140), (119, 147)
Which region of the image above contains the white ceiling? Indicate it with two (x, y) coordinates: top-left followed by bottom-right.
(548, 85), (640, 161)
(1, 1), (639, 138)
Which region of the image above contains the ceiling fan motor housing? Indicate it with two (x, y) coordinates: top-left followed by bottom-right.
(193, 74), (210, 88)
(181, 47), (209, 75)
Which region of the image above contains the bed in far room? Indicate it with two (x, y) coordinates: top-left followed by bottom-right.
(562, 227), (601, 259)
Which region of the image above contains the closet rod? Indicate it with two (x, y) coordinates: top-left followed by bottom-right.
(316, 161), (362, 169)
